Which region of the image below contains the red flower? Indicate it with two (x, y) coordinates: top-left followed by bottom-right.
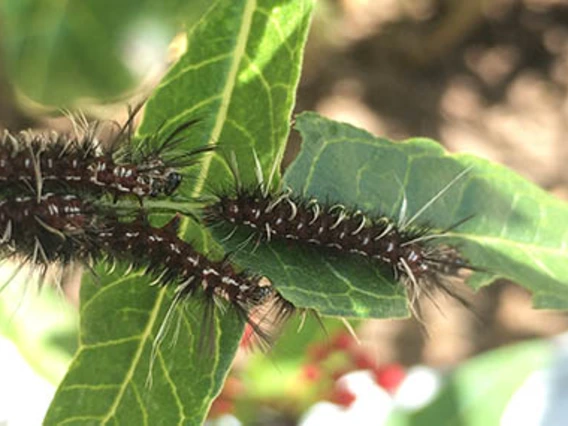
(239, 324), (255, 349)
(330, 385), (357, 408)
(374, 364), (406, 393)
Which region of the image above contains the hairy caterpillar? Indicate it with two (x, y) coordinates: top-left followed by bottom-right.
(0, 113), (210, 202)
(97, 214), (293, 348)
(203, 161), (476, 318)
(0, 193), (96, 266)
(0, 190), (292, 346)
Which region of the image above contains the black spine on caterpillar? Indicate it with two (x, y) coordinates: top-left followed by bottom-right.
(0, 116), (212, 202)
(204, 187), (475, 316)
(0, 193), (97, 266)
(97, 214), (294, 349)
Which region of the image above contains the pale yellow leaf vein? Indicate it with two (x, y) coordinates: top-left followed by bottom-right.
(100, 287), (168, 424)
(192, 0), (258, 196)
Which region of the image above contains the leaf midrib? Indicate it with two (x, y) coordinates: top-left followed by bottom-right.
(100, 287), (168, 424)
(190, 0), (258, 198)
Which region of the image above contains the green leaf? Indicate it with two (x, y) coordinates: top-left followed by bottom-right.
(139, 0), (315, 197)
(0, 0), (207, 105)
(44, 264), (243, 426)
(216, 112), (568, 317)
(46, 0), (315, 424)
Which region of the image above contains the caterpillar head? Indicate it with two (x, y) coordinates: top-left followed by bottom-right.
(148, 169), (183, 197)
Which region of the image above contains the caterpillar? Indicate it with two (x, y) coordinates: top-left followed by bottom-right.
(0, 190), (292, 347)
(96, 214), (293, 348)
(203, 166), (476, 318)
(0, 193), (97, 267)
(0, 113), (211, 202)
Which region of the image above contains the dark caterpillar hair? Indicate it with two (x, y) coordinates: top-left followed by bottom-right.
(203, 169), (476, 318)
(0, 190), (291, 347)
(0, 113), (211, 202)
(0, 193), (97, 267)
(96, 214), (293, 348)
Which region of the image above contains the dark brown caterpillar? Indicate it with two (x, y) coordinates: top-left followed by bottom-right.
(0, 193), (97, 266)
(0, 115), (210, 202)
(0, 191), (291, 347)
(97, 214), (293, 348)
(204, 184), (475, 318)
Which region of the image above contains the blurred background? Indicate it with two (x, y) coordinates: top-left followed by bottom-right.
(0, 0), (567, 425)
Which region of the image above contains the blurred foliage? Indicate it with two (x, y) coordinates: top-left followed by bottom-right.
(0, 264), (78, 385)
(236, 316), (345, 421)
(0, 0), (209, 105)
(388, 340), (551, 426)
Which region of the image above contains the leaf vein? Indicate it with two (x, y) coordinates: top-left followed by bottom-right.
(100, 288), (169, 424)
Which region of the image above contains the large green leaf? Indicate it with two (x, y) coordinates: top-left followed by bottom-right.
(46, 0), (315, 424)
(138, 0), (314, 196)
(216, 112), (568, 316)
(44, 263), (243, 426)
